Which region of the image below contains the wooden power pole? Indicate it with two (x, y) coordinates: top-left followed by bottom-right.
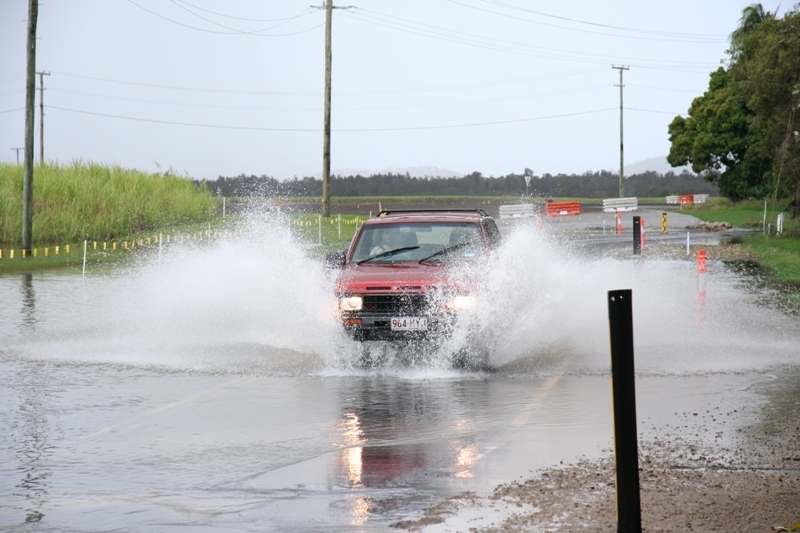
(37, 70), (50, 165)
(322, 0), (332, 218)
(612, 65), (629, 198)
(23, 0), (38, 254)
(314, 1), (351, 218)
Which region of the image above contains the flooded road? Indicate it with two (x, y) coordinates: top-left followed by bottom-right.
(1, 215), (798, 531)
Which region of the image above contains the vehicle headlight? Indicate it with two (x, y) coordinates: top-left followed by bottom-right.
(446, 294), (479, 311)
(339, 296), (363, 311)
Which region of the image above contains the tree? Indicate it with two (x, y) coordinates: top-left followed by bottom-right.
(730, 3), (774, 51)
(667, 68), (771, 200)
(733, 7), (800, 215)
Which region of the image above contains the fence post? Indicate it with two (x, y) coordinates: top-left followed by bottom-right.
(607, 289), (642, 533)
(697, 250), (707, 328)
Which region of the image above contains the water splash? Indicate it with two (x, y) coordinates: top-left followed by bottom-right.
(1, 213), (798, 377)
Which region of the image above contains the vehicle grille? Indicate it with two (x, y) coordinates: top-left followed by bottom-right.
(362, 293), (429, 315)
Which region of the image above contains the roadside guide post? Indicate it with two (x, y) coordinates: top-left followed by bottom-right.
(608, 289), (643, 533)
(661, 212), (667, 234)
(632, 216), (641, 256)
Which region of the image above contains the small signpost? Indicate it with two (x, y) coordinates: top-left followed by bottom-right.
(524, 168), (533, 196)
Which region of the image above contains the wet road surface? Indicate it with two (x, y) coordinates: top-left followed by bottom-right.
(1, 211), (798, 531)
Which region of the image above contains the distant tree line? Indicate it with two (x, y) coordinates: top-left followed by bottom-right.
(197, 169), (716, 199)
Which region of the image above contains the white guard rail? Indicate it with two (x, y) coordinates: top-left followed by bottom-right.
(499, 204), (537, 218)
(602, 197), (638, 213)
(500, 204), (536, 218)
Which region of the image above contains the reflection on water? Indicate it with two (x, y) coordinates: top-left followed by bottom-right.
(20, 273), (36, 332)
(10, 362), (53, 524)
(333, 377), (486, 524)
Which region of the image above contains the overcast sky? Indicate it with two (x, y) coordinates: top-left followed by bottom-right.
(0, 0), (786, 181)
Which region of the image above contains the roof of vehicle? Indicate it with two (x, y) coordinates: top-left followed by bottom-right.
(366, 209), (492, 225)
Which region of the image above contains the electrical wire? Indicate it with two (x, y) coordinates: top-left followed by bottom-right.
(47, 67), (610, 98)
(46, 104), (618, 132)
(345, 9), (721, 72)
(48, 71), (319, 95)
(173, 0), (312, 22)
(447, 0), (726, 43)
(167, 0), (312, 33)
(126, 0), (325, 36)
(475, 0), (726, 41)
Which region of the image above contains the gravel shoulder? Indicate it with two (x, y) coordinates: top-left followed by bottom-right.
(395, 373), (800, 533)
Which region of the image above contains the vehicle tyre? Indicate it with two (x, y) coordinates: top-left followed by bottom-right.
(452, 340), (491, 371)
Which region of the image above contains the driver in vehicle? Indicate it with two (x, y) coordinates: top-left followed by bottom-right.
(370, 228), (398, 256)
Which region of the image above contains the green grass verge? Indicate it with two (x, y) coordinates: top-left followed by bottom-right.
(743, 235), (800, 285)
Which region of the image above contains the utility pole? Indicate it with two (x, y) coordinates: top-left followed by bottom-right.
(37, 70), (50, 165)
(322, 0), (332, 218)
(11, 147), (24, 165)
(23, 0), (39, 254)
(312, 1), (351, 218)
(612, 65), (629, 198)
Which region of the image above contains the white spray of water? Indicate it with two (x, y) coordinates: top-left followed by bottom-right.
(472, 221), (800, 376)
(4, 212), (346, 374)
(2, 213), (798, 377)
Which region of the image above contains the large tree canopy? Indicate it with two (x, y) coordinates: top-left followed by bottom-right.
(667, 67), (771, 200)
(734, 7), (800, 214)
(669, 3), (800, 215)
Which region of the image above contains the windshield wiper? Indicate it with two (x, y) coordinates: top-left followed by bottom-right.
(356, 246), (420, 264)
(418, 241), (473, 263)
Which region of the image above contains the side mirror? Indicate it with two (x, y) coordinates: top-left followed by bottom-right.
(325, 250), (346, 269)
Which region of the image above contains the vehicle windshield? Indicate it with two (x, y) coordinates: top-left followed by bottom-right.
(350, 222), (485, 263)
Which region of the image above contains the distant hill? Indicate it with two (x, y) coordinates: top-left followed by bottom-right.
(315, 166), (465, 179)
(624, 156), (692, 176)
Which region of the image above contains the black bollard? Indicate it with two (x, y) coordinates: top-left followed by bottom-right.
(632, 216), (641, 256)
(608, 289), (642, 533)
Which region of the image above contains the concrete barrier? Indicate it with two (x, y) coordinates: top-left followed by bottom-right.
(546, 201), (581, 216)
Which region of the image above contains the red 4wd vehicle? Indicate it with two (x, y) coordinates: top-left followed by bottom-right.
(326, 209), (501, 367)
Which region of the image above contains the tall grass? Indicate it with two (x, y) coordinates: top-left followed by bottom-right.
(0, 161), (217, 245)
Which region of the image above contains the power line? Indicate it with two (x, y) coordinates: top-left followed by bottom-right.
(346, 9), (721, 71)
(446, 0), (725, 43)
(126, 0), (323, 36)
(173, 0), (311, 23)
(47, 104), (616, 131)
(49, 71), (320, 95)
(166, 0), (313, 33)
(49, 67), (613, 97)
(47, 79), (610, 113)
(475, 0), (726, 41)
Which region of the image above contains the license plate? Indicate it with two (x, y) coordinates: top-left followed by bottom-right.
(390, 317), (428, 331)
